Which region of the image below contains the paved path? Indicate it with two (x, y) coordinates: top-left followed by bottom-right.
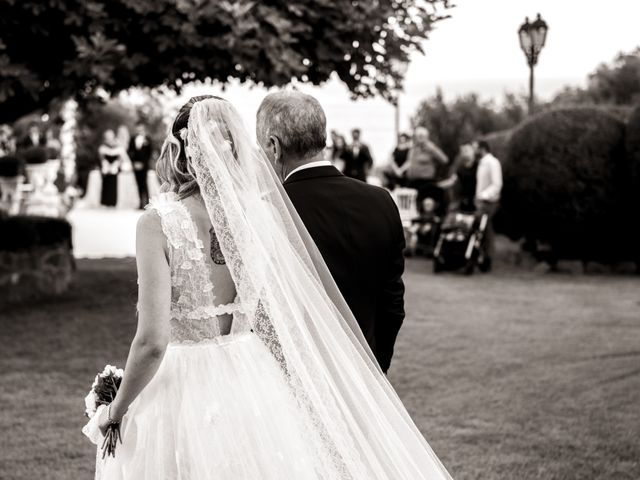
(67, 206), (142, 258)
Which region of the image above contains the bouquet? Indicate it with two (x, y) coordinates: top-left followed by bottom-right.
(84, 365), (124, 458)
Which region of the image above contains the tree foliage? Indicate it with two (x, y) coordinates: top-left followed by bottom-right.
(552, 47), (640, 107)
(0, 0), (452, 122)
(411, 89), (526, 161)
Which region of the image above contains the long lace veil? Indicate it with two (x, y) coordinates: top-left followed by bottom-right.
(175, 98), (452, 479)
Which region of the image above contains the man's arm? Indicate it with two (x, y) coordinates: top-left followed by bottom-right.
(375, 193), (406, 373)
(363, 145), (374, 169)
(427, 141), (449, 164)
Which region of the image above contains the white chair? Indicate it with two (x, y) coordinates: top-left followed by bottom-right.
(391, 187), (419, 226)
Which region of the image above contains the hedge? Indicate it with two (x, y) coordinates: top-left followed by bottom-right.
(0, 215), (73, 252)
(625, 103), (640, 202)
(0, 155), (25, 177)
(498, 107), (638, 262)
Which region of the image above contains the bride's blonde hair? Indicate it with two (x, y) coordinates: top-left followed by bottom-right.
(156, 95), (224, 199)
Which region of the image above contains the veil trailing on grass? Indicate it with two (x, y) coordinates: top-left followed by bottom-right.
(181, 97), (453, 479)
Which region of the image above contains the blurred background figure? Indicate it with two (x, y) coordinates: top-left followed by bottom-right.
(0, 125), (17, 156)
(44, 127), (62, 159)
(329, 130), (348, 173)
(128, 123), (153, 209)
(407, 126), (448, 213)
(474, 140), (503, 272)
(452, 143), (478, 212)
(385, 132), (412, 190)
(115, 124), (139, 209)
(344, 128), (373, 182)
(18, 122), (46, 149)
(98, 129), (123, 208)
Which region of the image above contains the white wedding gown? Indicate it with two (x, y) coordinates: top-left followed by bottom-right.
(84, 193), (344, 479)
(84, 98), (453, 480)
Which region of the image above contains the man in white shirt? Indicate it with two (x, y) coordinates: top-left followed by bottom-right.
(474, 140), (503, 271)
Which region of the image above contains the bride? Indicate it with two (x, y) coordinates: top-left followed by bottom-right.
(83, 95), (453, 479)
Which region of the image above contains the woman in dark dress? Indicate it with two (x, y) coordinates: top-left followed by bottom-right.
(98, 129), (124, 207)
(385, 133), (411, 189)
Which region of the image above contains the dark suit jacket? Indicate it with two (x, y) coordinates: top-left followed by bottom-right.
(127, 136), (153, 170)
(284, 166), (405, 372)
(344, 143), (373, 182)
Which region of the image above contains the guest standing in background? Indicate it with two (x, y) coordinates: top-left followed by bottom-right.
(407, 126), (448, 213)
(44, 127), (62, 159)
(474, 140), (503, 272)
(385, 132), (412, 189)
(344, 128), (373, 182)
(330, 131), (349, 173)
(98, 129), (123, 207)
(452, 143), (478, 212)
(128, 123), (153, 209)
(18, 122), (46, 149)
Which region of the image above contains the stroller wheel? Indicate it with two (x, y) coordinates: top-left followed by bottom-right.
(463, 260), (475, 275)
(433, 259), (444, 273)
(478, 256), (492, 273)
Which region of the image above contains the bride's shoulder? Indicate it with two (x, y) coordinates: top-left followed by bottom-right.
(137, 208), (164, 238)
(147, 192), (179, 212)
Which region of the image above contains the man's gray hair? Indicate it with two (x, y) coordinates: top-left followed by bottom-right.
(257, 91), (327, 159)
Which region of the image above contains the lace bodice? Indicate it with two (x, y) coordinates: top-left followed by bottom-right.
(147, 192), (247, 344)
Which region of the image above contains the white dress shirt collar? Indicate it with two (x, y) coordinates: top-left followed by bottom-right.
(284, 160), (333, 182)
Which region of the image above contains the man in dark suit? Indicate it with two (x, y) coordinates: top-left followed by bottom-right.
(344, 128), (373, 182)
(256, 91), (405, 373)
(128, 123), (153, 209)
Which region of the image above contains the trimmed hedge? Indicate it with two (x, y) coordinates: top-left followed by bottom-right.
(0, 215), (73, 252)
(480, 128), (513, 166)
(625, 103), (640, 202)
(0, 155), (25, 177)
(498, 107), (638, 262)
(19, 146), (48, 164)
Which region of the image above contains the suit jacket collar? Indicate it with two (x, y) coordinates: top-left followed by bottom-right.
(284, 165), (344, 185)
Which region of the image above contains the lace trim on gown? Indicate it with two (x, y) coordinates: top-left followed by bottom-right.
(147, 192), (242, 344)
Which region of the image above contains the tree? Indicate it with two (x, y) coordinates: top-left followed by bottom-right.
(0, 0), (452, 123)
(552, 47), (640, 107)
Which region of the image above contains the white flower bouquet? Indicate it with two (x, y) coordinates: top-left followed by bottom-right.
(84, 364), (124, 458)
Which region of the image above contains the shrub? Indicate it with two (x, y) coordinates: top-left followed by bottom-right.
(19, 146), (48, 164)
(625, 103), (640, 201)
(0, 155), (25, 177)
(498, 107), (638, 262)
(479, 128), (513, 166)
(0, 215), (72, 252)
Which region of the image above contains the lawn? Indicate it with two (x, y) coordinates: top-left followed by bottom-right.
(1, 257), (639, 479)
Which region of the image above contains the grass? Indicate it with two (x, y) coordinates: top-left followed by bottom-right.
(1, 257), (639, 479)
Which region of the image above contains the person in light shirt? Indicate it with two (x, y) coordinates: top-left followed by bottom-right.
(474, 139), (503, 271)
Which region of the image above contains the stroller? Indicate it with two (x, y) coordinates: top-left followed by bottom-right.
(432, 211), (489, 274)
(406, 197), (441, 258)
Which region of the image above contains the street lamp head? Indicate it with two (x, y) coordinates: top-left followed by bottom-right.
(530, 13), (549, 53)
(518, 13), (548, 67)
(518, 17), (532, 61)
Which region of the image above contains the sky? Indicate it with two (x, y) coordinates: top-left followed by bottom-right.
(176, 0), (640, 162)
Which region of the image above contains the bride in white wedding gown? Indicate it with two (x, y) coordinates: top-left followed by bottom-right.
(83, 96), (453, 479)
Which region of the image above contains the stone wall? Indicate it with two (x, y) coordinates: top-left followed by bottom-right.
(0, 242), (74, 302)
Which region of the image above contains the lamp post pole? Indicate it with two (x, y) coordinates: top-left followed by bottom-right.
(518, 14), (549, 114)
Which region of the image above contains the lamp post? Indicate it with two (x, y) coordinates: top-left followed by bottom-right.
(518, 13), (548, 114)
(390, 58), (409, 140)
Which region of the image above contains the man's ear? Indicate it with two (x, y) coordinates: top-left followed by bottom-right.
(270, 136), (282, 164)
